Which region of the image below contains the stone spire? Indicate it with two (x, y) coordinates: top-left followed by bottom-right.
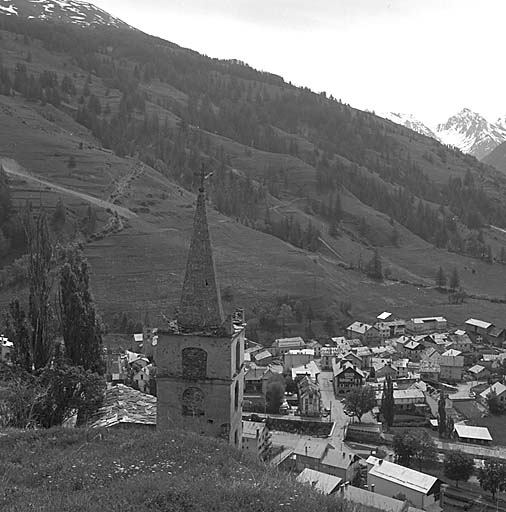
(177, 166), (224, 333)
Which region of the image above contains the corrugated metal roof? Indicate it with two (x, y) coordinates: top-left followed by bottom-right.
(368, 459), (438, 494)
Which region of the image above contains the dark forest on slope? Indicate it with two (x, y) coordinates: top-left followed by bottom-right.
(2, 16), (506, 262)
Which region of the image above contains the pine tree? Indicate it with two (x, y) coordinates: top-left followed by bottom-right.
(435, 266), (446, 289)
(366, 249), (382, 280)
(449, 267), (460, 291)
(59, 245), (104, 374)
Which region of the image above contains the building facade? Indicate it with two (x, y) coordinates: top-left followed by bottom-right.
(156, 171), (244, 448)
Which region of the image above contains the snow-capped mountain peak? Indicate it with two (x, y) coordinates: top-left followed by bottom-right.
(436, 108), (506, 160)
(0, 0), (129, 29)
(379, 112), (440, 141)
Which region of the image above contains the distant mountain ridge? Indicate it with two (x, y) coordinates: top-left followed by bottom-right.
(436, 108), (506, 160)
(380, 112), (440, 141)
(0, 0), (129, 28)
(382, 108), (506, 160)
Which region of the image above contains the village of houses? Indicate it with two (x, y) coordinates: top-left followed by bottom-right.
(3, 311), (506, 512)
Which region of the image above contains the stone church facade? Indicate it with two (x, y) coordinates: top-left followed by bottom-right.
(156, 168), (244, 447)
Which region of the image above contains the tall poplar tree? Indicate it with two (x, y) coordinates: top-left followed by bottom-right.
(59, 245), (104, 374)
(24, 206), (54, 370)
(438, 388), (447, 438)
(381, 375), (395, 429)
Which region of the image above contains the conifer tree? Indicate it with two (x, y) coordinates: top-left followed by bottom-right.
(367, 249), (382, 280)
(435, 266), (446, 289)
(449, 267), (460, 291)
(59, 244), (104, 374)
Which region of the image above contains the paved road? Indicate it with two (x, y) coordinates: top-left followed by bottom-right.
(269, 371), (351, 452)
(1, 157), (137, 219)
(319, 370), (350, 443)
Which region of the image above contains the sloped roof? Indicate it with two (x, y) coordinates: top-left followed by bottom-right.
(442, 349), (462, 357)
(368, 459), (438, 494)
(297, 375), (320, 397)
(480, 382), (506, 400)
(411, 316), (446, 323)
(489, 326), (506, 337)
(296, 468), (342, 495)
(377, 312), (393, 321)
(89, 384), (156, 428)
(294, 439), (331, 460)
(340, 484), (406, 512)
(332, 360), (365, 378)
(242, 420), (267, 438)
(468, 364), (486, 374)
(347, 322), (373, 334)
(255, 350), (272, 361)
(321, 445), (359, 470)
(465, 318), (493, 330)
(454, 424), (492, 442)
(273, 336), (305, 348)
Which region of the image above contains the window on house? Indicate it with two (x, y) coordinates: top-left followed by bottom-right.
(235, 339), (241, 373)
(235, 380), (240, 410)
(182, 347), (207, 380)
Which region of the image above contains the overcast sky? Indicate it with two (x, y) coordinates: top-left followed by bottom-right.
(94, 0), (505, 126)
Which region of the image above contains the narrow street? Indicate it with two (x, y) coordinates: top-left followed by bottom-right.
(270, 370), (350, 452)
(319, 370), (350, 444)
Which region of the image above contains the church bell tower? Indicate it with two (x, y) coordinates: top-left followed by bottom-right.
(156, 167), (245, 447)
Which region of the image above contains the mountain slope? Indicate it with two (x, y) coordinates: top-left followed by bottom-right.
(436, 108), (506, 160)
(483, 140), (506, 174)
(380, 112), (440, 141)
(2, 13), (506, 333)
(0, 0), (128, 27)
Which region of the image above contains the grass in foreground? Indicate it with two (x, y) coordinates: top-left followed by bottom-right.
(0, 427), (357, 512)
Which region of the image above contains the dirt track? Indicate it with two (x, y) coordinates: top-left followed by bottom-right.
(0, 157), (137, 219)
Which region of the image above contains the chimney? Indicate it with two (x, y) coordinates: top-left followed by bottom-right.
(305, 446), (308, 456)
(371, 484), (375, 493)
(342, 452), (345, 458)
(378, 459), (383, 465)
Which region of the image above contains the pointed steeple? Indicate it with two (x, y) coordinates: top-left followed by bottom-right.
(177, 165), (224, 332)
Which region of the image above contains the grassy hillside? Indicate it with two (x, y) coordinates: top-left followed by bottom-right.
(1, 16), (506, 336)
(484, 141), (506, 173)
(0, 427), (357, 512)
